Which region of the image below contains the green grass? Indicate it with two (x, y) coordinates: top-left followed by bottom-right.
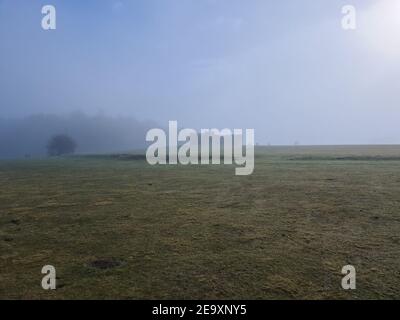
(1, 146), (400, 299)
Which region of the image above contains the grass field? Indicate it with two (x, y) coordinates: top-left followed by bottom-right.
(1, 145), (400, 299)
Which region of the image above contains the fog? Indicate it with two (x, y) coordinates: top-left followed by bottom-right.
(0, 113), (156, 158)
(1, 0), (400, 157)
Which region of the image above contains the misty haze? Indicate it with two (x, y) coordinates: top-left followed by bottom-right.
(1, 0), (400, 303)
(0, 113), (156, 158)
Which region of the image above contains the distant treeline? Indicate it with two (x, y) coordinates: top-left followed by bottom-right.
(0, 113), (158, 158)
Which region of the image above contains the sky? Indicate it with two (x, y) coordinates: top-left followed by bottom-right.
(1, 0), (400, 145)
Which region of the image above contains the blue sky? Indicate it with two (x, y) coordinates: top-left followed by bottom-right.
(1, 0), (400, 144)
